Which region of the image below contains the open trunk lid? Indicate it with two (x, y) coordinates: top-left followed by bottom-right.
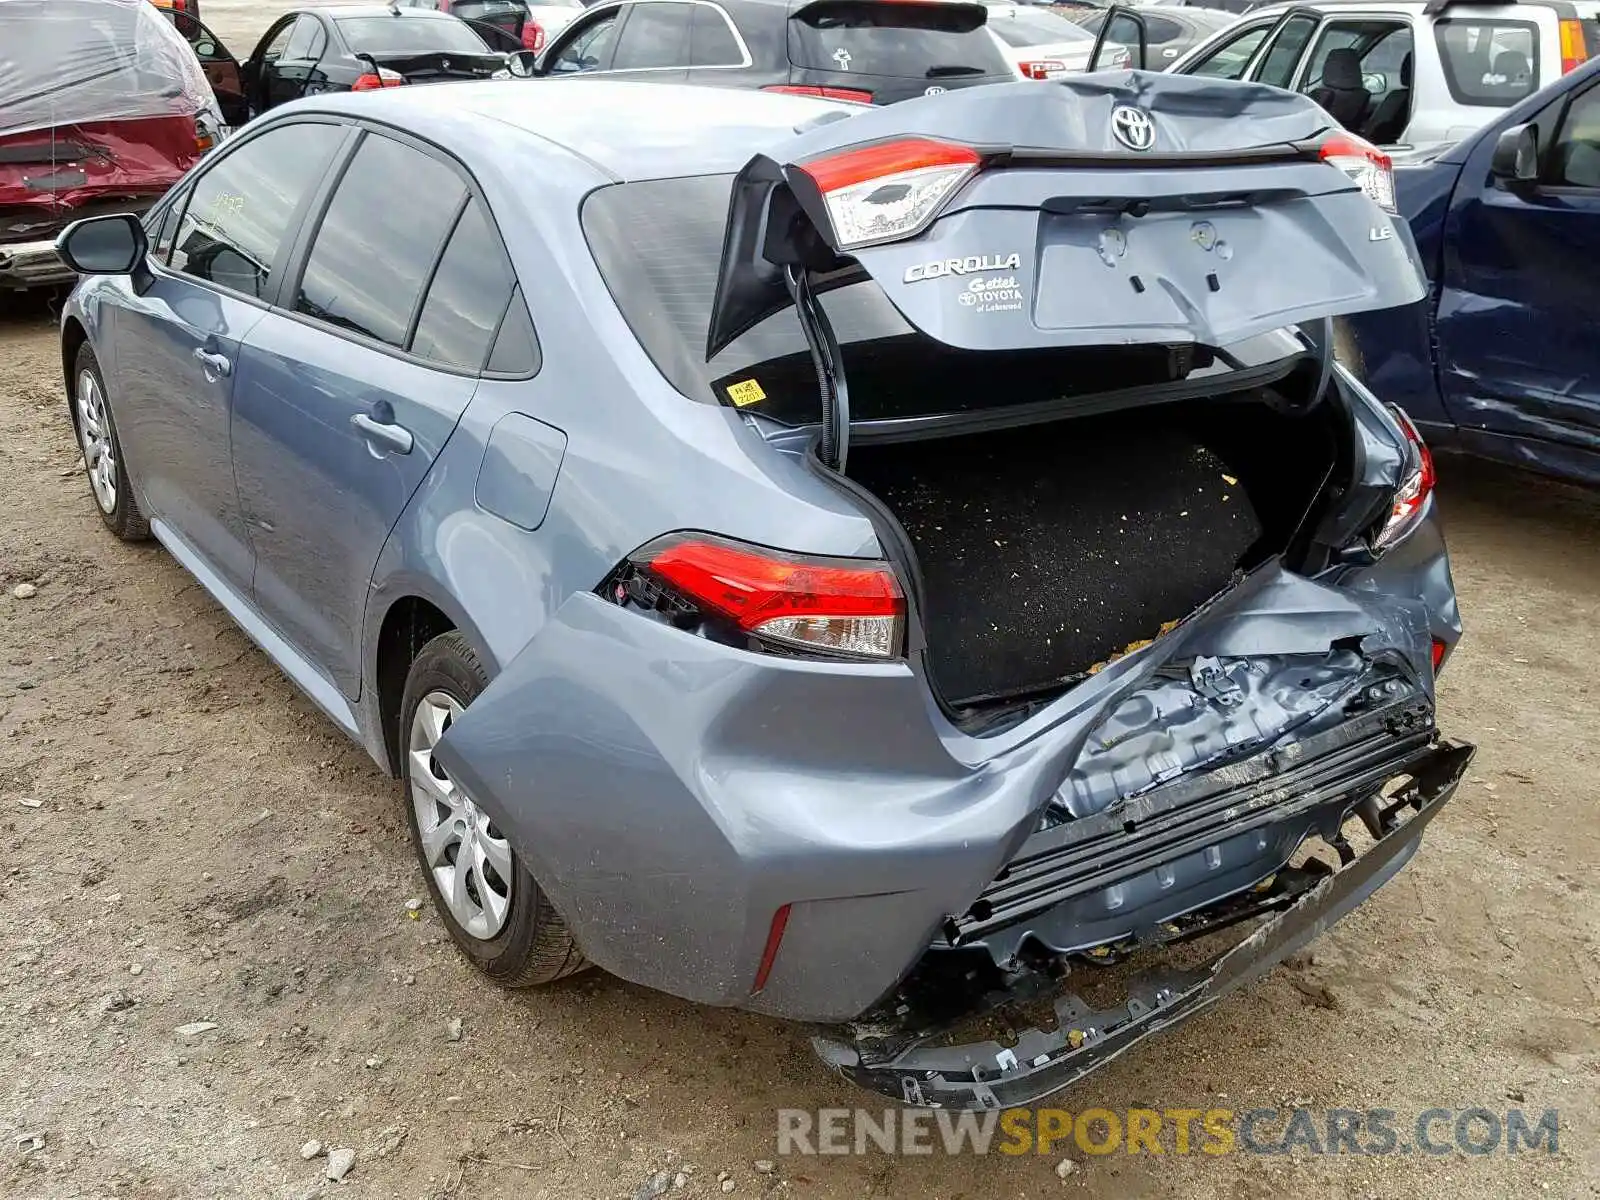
(707, 74), (1426, 369)
(365, 49), (507, 82)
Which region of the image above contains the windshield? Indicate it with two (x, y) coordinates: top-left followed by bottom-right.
(788, 1), (1011, 78)
(0, 0), (212, 139)
(988, 9), (1094, 48)
(333, 15), (490, 53)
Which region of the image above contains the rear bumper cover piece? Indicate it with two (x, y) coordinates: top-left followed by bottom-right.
(0, 238), (71, 289)
(813, 739), (1472, 1109)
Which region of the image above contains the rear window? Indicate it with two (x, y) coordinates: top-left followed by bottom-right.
(333, 15), (491, 53)
(988, 9), (1094, 48)
(451, 0), (527, 19)
(1433, 18), (1540, 106)
(788, 1), (1010, 78)
(582, 175), (1211, 424)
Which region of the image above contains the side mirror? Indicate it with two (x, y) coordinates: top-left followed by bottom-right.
(56, 213), (147, 276)
(505, 49), (539, 78)
(1489, 122), (1538, 184)
(1089, 7), (1149, 71)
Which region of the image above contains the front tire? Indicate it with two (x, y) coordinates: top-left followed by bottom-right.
(399, 631), (589, 987)
(72, 343), (149, 542)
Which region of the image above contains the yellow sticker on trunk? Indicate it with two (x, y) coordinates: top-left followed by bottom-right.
(726, 379), (766, 407)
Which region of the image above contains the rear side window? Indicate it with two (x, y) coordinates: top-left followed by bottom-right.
(294, 135), (466, 347)
(282, 13), (326, 59)
(333, 15), (491, 52)
(788, 0), (1010, 78)
(612, 1), (694, 67)
(689, 4), (744, 65)
(412, 198), (520, 371)
(1434, 18), (1539, 106)
(170, 122), (344, 299)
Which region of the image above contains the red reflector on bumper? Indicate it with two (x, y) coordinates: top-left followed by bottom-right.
(751, 903), (792, 994)
(1431, 638), (1447, 673)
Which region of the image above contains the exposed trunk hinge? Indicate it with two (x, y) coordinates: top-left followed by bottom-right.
(784, 264), (851, 473)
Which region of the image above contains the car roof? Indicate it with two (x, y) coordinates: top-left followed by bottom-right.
(298, 80), (853, 182)
(306, 4), (466, 17)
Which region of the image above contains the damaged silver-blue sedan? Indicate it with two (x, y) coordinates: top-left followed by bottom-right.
(54, 72), (1472, 1108)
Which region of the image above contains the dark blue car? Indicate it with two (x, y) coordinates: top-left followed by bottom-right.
(1344, 55), (1600, 485)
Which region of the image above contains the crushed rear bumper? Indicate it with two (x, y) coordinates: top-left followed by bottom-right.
(813, 739), (1472, 1109)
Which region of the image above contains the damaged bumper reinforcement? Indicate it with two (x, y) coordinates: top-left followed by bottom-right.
(813, 734), (1473, 1110)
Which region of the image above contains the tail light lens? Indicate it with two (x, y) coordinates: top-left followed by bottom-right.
(1019, 60), (1065, 79)
(522, 18), (546, 52)
(1560, 19), (1588, 73)
(1431, 637), (1448, 675)
(1319, 132), (1396, 214)
(795, 138), (980, 251)
(762, 84), (874, 103)
(1373, 405), (1435, 551)
(352, 68), (407, 91)
(606, 533), (906, 660)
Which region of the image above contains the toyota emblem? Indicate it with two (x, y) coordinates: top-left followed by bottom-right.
(1110, 104), (1155, 152)
(925, 85), (947, 96)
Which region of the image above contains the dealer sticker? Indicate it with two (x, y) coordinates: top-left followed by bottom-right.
(726, 379), (767, 407)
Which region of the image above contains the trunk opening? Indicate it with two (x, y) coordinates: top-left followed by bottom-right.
(844, 370), (1342, 720)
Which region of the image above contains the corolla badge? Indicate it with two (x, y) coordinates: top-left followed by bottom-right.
(1110, 104), (1155, 152)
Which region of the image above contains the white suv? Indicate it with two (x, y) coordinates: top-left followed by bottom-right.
(1167, 0), (1600, 147)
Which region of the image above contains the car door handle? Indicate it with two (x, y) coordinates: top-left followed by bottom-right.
(192, 347), (232, 378)
(351, 412), (414, 455)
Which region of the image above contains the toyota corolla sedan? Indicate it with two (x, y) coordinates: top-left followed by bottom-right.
(54, 76), (1471, 1107)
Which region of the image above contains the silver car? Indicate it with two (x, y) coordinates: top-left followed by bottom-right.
(54, 75), (1471, 1108)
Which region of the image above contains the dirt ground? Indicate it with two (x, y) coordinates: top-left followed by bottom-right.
(4, 7), (1600, 1195)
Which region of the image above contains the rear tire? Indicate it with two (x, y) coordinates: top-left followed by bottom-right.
(399, 630), (589, 987)
(72, 343), (150, 542)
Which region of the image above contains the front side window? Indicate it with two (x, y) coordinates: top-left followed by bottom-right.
(295, 135), (466, 347)
(169, 122), (344, 299)
(412, 198), (521, 371)
(1434, 18), (1539, 107)
(1550, 84), (1600, 187)
(1255, 14), (1316, 87)
(257, 17), (295, 61)
(611, 2), (694, 68)
(548, 12), (620, 72)
(1185, 22), (1270, 80)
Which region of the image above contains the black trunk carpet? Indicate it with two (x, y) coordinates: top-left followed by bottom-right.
(848, 413), (1264, 705)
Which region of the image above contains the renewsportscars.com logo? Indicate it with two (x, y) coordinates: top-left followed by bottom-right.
(775, 1106), (1561, 1158)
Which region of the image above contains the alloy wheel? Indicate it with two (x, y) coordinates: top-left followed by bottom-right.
(76, 370), (117, 515)
(408, 691), (514, 939)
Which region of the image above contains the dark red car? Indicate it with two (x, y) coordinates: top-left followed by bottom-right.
(0, 0), (219, 290)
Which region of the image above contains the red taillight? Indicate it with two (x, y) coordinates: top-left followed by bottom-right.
(1019, 60), (1065, 80)
(796, 137), (980, 250)
(351, 69), (406, 91)
(1431, 638), (1448, 674)
(1374, 405), (1436, 551)
(1560, 19), (1589, 73)
(1318, 132), (1396, 214)
(761, 84), (874, 103)
(522, 17), (546, 52)
(751, 904), (792, 994)
(636, 533), (905, 659)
